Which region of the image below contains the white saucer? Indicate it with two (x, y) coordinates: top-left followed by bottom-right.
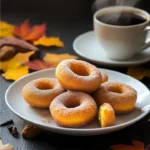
(73, 31), (150, 67)
(5, 68), (150, 135)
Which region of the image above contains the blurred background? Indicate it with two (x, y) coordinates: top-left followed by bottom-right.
(2, 0), (150, 21)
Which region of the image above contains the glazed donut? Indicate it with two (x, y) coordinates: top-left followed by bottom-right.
(22, 78), (65, 108)
(100, 70), (108, 83)
(50, 91), (97, 127)
(92, 82), (137, 114)
(99, 103), (115, 127)
(56, 59), (102, 93)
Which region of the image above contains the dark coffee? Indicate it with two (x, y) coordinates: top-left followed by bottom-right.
(97, 11), (147, 26)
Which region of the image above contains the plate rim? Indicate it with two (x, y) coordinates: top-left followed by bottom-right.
(73, 31), (150, 67)
(5, 68), (150, 133)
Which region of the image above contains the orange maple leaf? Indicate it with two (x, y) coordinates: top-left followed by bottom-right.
(13, 19), (46, 41)
(111, 140), (147, 150)
(26, 59), (53, 71)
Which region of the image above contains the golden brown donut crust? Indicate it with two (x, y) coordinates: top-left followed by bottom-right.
(50, 91), (97, 127)
(100, 70), (108, 83)
(22, 78), (65, 108)
(56, 59), (102, 93)
(93, 82), (137, 114)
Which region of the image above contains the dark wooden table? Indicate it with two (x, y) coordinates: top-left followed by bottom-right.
(1, 0), (150, 149)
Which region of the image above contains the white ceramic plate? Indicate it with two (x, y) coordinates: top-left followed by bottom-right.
(73, 31), (150, 67)
(5, 68), (150, 135)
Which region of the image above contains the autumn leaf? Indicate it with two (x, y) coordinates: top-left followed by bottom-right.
(0, 21), (15, 38)
(33, 36), (64, 47)
(43, 53), (78, 67)
(13, 19), (46, 41)
(127, 67), (150, 80)
(111, 140), (145, 150)
(0, 51), (35, 72)
(26, 59), (53, 71)
(2, 66), (29, 80)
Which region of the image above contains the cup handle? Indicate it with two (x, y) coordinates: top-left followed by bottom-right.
(139, 26), (150, 51)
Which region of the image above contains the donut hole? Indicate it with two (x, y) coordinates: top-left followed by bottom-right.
(70, 63), (90, 76)
(109, 87), (123, 94)
(36, 82), (53, 90)
(64, 100), (80, 108)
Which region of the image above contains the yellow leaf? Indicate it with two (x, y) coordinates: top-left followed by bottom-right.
(2, 66), (29, 80)
(33, 36), (64, 47)
(127, 67), (150, 80)
(0, 51), (35, 72)
(43, 53), (78, 67)
(0, 21), (15, 38)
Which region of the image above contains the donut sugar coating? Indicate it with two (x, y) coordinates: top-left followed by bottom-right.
(99, 103), (115, 127)
(92, 82), (137, 114)
(56, 59), (102, 93)
(50, 91), (97, 128)
(22, 78), (65, 108)
(100, 70), (108, 83)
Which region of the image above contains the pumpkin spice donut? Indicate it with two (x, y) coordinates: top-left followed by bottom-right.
(56, 59), (102, 93)
(22, 78), (65, 108)
(92, 82), (137, 114)
(50, 91), (97, 128)
(100, 70), (108, 83)
(98, 103), (116, 127)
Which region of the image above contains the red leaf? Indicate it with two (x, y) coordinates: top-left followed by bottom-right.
(25, 59), (53, 70)
(13, 19), (46, 41)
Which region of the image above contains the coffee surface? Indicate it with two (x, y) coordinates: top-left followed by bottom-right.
(97, 12), (146, 26)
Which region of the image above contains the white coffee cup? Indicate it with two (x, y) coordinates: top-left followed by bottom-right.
(94, 6), (150, 60)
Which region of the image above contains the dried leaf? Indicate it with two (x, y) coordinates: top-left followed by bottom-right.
(111, 140), (145, 150)
(33, 36), (64, 47)
(2, 66), (29, 80)
(0, 38), (39, 52)
(127, 67), (150, 80)
(0, 51), (35, 72)
(0, 139), (14, 150)
(0, 21), (15, 38)
(26, 59), (53, 70)
(13, 19), (46, 41)
(43, 53), (78, 67)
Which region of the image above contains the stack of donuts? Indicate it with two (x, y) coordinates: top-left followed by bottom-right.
(22, 59), (137, 128)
